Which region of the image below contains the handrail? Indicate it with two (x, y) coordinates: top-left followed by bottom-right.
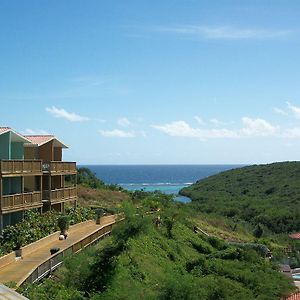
(19, 216), (123, 287)
(42, 186), (77, 202)
(42, 161), (77, 173)
(0, 160), (42, 175)
(2, 191), (42, 210)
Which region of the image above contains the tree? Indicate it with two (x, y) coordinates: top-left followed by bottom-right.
(253, 224), (263, 238)
(57, 215), (70, 235)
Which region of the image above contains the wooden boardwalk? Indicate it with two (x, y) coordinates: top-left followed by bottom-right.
(0, 215), (117, 287)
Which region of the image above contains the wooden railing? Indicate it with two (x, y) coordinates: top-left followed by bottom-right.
(2, 191), (42, 211)
(43, 186), (77, 203)
(0, 160), (42, 175)
(22, 222), (116, 286)
(42, 162), (76, 174)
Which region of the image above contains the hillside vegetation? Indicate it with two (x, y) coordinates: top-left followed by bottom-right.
(21, 196), (294, 300)
(76, 167), (129, 209)
(180, 161), (300, 234)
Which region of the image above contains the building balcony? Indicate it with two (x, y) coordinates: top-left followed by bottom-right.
(1, 191), (42, 213)
(42, 161), (77, 175)
(0, 160), (42, 177)
(42, 186), (77, 204)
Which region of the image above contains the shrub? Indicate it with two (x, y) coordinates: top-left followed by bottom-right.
(57, 215), (70, 234)
(253, 224), (263, 238)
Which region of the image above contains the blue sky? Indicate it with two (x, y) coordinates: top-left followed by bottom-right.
(1, 1), (300, 164)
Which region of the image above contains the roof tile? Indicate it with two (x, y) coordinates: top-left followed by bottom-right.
(0, 127), (11, 134)
(283, 292), (300, 300)
(289, 233), (300, 240)
(24, 135), (55, 146)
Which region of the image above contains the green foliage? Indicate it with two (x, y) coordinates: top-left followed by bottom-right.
(0, 207), (93, 255)
(57, 215), (70, 233)
(66, 206), (95, 225)
(77, 167), (123, 191)
(253, 224), (264, 238)
(112, 201), (150, 245)
(181, 162), (300, 234)
(21, 279), (85, 300)
(85, 242), (125, 293)
(77, 167), (105, 189)
(21, 194), (295, 299)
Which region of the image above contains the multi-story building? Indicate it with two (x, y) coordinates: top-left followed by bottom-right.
(24, 135), (77, 213)
(0, 127), (77, 231)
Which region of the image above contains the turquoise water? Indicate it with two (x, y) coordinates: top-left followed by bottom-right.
(121, 183), (192, 203)
(293, 274), (300, 279)
(81, 165), (243, 203)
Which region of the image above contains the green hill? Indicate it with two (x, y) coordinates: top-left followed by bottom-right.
(180, 162), (300, 234)
(22, 200), (294, 300)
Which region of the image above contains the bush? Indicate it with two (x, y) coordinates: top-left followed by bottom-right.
(57, 215), (70, 234)
(0, 208), (93, 256)
(253, 224), (263, 238)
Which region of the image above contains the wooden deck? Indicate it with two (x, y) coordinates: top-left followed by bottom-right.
(2, 191), (42, 213)
(0, 215), (117, 287)
(42, 186), (77, 204)
(42, 161), (77, 174)
(0, 160), (42, 177)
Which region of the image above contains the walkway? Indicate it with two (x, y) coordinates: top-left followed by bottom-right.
(0, 215), (117, 287)
(0, 284), (28, 299)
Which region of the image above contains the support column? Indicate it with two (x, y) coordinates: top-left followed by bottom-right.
(0, 213), (3, 234)
(49, 175), (51, 211)
(0, 177), (2, 212)
(0, 177), (3, 233)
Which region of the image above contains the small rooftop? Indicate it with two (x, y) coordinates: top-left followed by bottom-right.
(289, 233), (300, 240)
(0, 127), (31, 143)
(0, 127), (11, 134)
(283, 292), (300, 300)
(25, 135), (68, 148)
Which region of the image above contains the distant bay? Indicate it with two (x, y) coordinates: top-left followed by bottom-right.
(80, 165), (243, 202)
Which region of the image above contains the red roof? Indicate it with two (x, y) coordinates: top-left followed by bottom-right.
(25, 135), (55, 146)
(283, 292), (300, 300)
(289, 233), (300, 240)
(0, 127), (11, 134)
(24, 135), (68, 148)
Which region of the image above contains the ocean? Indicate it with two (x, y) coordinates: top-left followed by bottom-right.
(81, 165), (243, 202)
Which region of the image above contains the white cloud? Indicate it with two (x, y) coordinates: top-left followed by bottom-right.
(153, 117), (281, 140)
(210, 118), (226, 126)
(240, 117), (279, 137)
(117, 117), (132, 127)
(273, 107), (288, 115)
(287, 102), (300, 119)
(46, 106), (89, 122)
(98, 129), (135, 138)
(22, 128), (50, 135)
(152, 121), (237, 140)
(156, 25), (293, 40)
(194, 116), (205, 125)
(152, 121), (200, 138)
(281, 127), (300, 138)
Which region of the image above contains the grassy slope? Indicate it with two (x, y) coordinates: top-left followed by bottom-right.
(181, 162), (300, 234)
(77, 185), (129, 209)
(22, 211), (294, 300)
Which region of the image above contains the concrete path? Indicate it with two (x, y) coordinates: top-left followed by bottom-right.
(0, 284), (28, 299)
(0, 215), (116, 286)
